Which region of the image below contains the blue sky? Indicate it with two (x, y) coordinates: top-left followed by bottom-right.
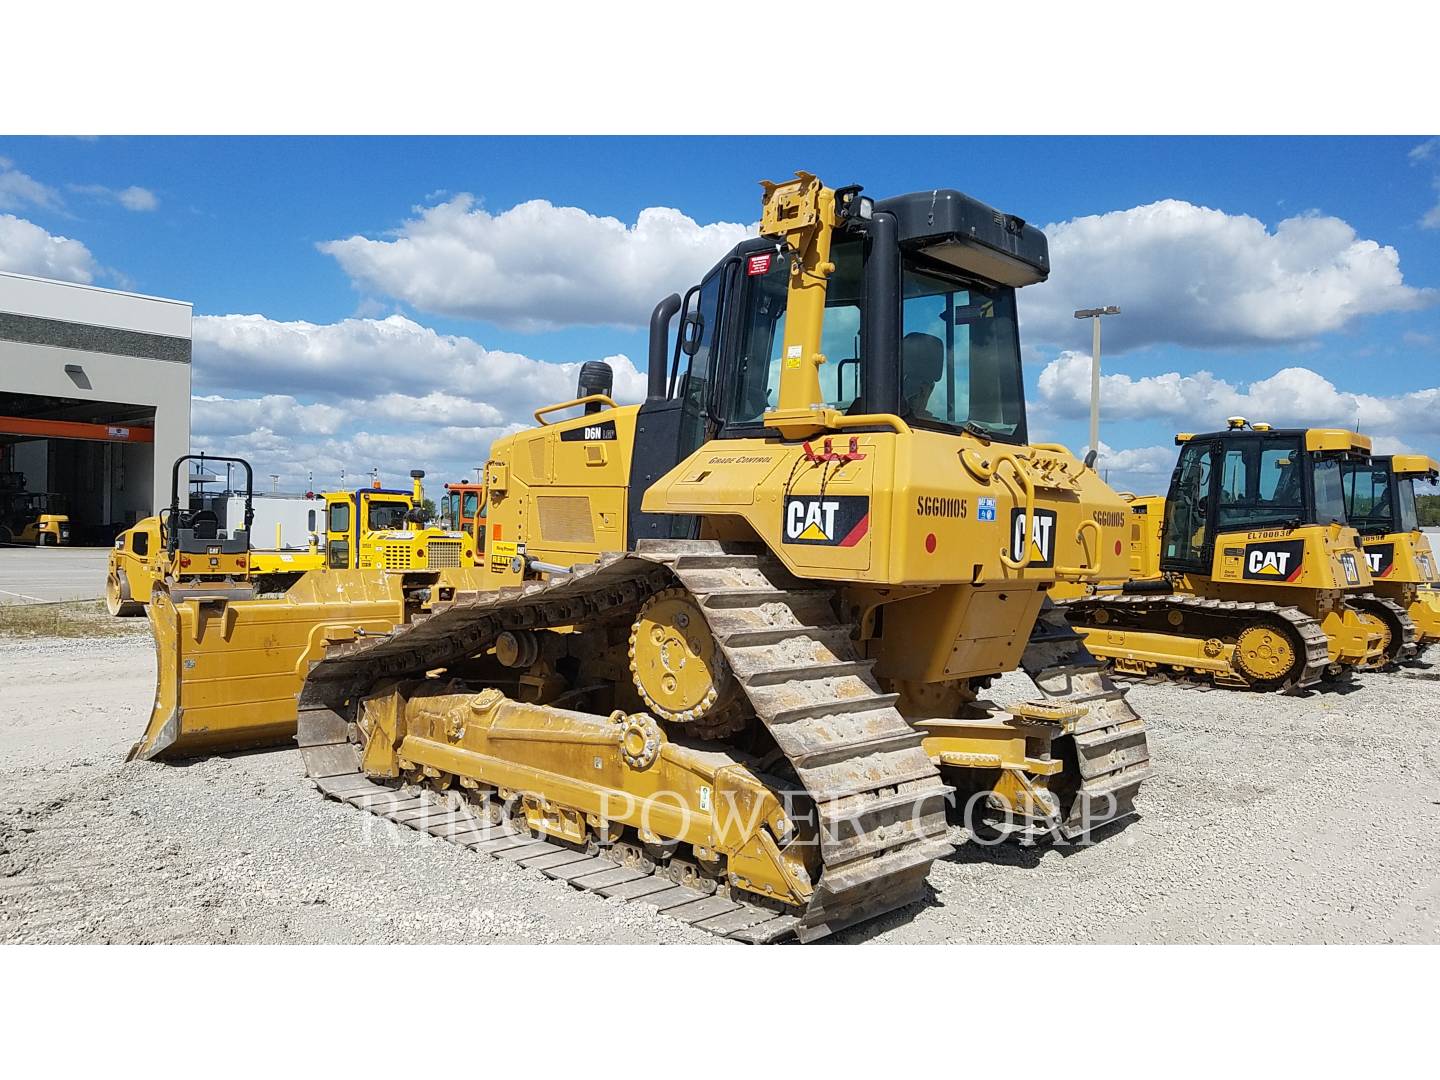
(2, 136), (1437, 492)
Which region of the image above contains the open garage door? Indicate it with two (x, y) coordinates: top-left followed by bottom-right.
(0, 392), (157, 546)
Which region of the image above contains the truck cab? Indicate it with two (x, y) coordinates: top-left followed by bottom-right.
(323, 473), (473, 571)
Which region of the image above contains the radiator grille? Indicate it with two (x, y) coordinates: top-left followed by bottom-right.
(428, 539), (464, 568)
(381, 543), (413, 571)
(529, 438), (548, 480)
(537, 495), (595, 543)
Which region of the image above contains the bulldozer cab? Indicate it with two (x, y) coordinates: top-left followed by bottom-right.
(1159, 423), (1369, 575)
(1342, 454), (1432, 537)
(628, 175), (1045, 543)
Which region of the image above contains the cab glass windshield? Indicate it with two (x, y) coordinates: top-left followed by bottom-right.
(1341, 461), (1394, 534)
(1215, 436), (1312, 530)
(368, 500), (410, 531)
(725, 241), (1026, 442)
(900, 258), (1026, 442)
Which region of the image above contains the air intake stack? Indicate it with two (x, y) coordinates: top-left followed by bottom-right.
(577, 361), (614, 414)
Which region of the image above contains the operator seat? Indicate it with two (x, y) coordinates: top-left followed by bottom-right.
(901, 332), (945, 419)
(190, 510), (220, 540)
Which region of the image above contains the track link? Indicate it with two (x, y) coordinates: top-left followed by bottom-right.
(292, 540), (951, 943)
(1018, 600), (1154, 837)
(1059, 593), (1331, 691)
(651, 540), (953, 941)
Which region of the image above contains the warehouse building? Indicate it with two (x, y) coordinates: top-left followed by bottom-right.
(0, 270), (191, 544)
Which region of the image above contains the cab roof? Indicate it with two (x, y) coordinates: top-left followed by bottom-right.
(1390, 453), (1440, 478)
(1174, 426), (1372, 454)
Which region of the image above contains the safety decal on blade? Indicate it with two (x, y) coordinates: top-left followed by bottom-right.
(1242, 539), (1306, 582)
(1009, 508), (1057, 568)
(1363, 542), (1395, 578)
(782, 495), (870, 546)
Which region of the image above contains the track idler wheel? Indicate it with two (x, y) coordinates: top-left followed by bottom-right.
(628, 588), (745, 738)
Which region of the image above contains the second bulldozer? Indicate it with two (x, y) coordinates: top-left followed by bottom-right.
(1341, 452), (1440, 654)
(1060, 419), (1409, 691)
(131, 171), (1152, 942)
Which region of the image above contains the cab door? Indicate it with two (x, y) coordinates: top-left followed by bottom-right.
(325, 494), (353, 569)
(1160, 440), (1217, 573)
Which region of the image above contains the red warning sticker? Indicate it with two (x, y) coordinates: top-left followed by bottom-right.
(747, 253), (772, 276)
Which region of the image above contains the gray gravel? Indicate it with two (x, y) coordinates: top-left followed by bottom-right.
(3, 634), (1437, 944)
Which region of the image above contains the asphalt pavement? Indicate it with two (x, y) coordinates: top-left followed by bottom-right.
(0, 545), (110, 604)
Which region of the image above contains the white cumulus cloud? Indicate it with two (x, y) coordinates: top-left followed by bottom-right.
(1022, 200), (1432, 351)
(319, 195), (752, 330)
(189, 313), (647, 491)
(1036, 351), (1440, 447)
(0, 214), (98, 282)
(1091, 442), (1177, 495)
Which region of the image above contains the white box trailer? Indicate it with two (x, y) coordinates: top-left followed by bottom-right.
(219, 494), (323, 550)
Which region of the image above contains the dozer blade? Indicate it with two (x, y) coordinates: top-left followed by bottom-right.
(129, 577), (410, 761)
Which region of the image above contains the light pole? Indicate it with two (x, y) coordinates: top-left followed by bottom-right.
(1073, 306), (1121, 457)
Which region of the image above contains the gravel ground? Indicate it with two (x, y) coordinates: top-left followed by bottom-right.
(3, 631), (1437, 944)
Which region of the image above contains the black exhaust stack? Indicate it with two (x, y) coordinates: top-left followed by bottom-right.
(647, 293), (682, 401)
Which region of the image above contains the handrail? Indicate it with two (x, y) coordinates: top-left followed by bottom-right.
(994, 451), (1037, 571)
(817, 409), (912, 435)
(1054, 519), (1102, 580)
(533, 394), (618, 425)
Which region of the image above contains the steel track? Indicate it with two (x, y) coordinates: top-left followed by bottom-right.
(292, 539), (952, 943)
(1059, 593), (1332, 691)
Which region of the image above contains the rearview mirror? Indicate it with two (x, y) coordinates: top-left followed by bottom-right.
(680, 312), (705, 356)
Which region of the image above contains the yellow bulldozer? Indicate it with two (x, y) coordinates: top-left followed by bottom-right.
(1340, 452), (1440, 653)
(130, 172), (1152, 942)
(108, 456), (473, 615)
(1058, 419), (1411, 691)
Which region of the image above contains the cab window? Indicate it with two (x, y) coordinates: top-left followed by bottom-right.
(329, 501), (350, 534)
(1214, 437), (1307, 531)
(367, 500), (409, 531)
(899, 261), (1025, 441)
(725, 238), (863, 428)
